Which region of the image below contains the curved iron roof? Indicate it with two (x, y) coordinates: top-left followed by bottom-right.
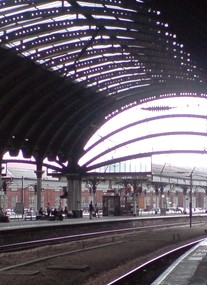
(0, 0), (207, 172)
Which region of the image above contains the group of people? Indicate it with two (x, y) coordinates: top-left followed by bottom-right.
(38, 201), (100, 220)
(89, 201), (99, 219)
(38, 203), (69, 221)
(0, 208), (9, 222)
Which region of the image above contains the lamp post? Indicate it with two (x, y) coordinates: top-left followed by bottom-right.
(172, 168), (196, 227)
(21, 176), (24, 204)
(133, 192), (137, 216)
(189, 167), (195, 227)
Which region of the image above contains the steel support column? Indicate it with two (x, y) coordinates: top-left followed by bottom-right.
(34, 170), (44, 212)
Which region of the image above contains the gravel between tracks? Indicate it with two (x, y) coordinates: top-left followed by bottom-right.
(0, 223), (206, 285)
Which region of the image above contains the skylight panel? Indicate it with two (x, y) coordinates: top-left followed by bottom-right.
(130, 29), (139, 32)
(105, 5), (137, 13)
(124, 67), (144, 71)
(22, 18), (53, 27)
(116, 83), (150, 93)
(90, 44), (113, 49)
(50, 65), (63, 71)
(118, 18), (134, 22)
(76, 2), (103, 8)
(1, 26), (21, 33)
(101, 67), (123, 75)
(86, 81), (98, 86)
(96, 35), (110, 40)
(100, 66), (142, 75)
(0, 4), (30, 14)
(80, 61), (113, 72)
(116, 36), (135, 40)
(8, 40), (21, 47)
(102, 52), (123, 57)
(78, 55), (102, 62)
(38, 45), (53, 52)
(113, 59), (131, 64)
(4, 43), (14, 49)
(83, 97), (207, 163)
(35, 1), (70, 10)
(98, 86), (107, 92)
(23, 35), (40, 43)
(76, 66), (90, 73)
(62, 49), (82, 59)
(36, 59), (50, 64)
(120, 79), (143, 85)
(53, 36), (92, 48)
(64, 69), (75, 76)
(128, 45), (145, 48)
(65, 24), (92, 32)
(129, 83), (150, 89)
(21, 50), (37, 56)
(92, 15), (116, 20)
(108, 82), (120, 89)
(2, 6), (37, 17)
(88, 44), (122, 51)
(54, 14), (80, 21)
(105, 26), (127, 31)
(98, 78), (111, 84)
(76, 76), (88, 82)
(100, 73), (142, 84)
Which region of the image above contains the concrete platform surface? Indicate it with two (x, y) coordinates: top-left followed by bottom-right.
(152, 238), (207, 285)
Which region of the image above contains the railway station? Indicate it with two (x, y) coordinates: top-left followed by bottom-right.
(0, 1), (207, 284)
(0, 0), (207, 217)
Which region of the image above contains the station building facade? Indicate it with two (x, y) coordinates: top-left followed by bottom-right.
(0, 165), (206, 215)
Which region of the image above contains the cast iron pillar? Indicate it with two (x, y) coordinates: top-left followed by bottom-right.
(182, 185), (188, 214)
(34, 157), (44, 212)
(66, 175), (82, 217)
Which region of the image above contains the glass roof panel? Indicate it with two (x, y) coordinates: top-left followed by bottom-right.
(35, 1), (71, 9)
(76, 2), (103, 8)
(0, 5), (34, 14)
(80, 96), (207, 165)
(0, 0), (205, 105)
(105, 5), (137, 13)
(91, 15), (116, 20)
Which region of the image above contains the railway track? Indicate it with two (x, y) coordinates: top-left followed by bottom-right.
(0, 222), (206, 285)
(0, 221), (202, 253)
(107, 239), (205, 285)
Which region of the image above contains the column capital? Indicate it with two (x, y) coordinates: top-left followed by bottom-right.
(65, 173), (81, 180)
(34, 170), (45, 178)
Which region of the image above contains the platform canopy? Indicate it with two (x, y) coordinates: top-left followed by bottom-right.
(0, 0), (207, 173)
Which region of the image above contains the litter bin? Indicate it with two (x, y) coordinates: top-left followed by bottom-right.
(160, 208), (166, 215)
(72, 210), (83, 218)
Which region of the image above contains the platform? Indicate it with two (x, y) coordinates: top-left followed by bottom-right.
(152, 238), (207, 285)
(0, 213), (206, 231)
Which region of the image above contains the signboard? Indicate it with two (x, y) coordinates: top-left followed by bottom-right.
(15, 202), (24, 214)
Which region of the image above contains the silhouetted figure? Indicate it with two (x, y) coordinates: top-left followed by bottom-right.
(94, 203), (99, 218)
(47, 203), (51, 217)
(64, 206), (68, 218)
(53, 208), (58, 219)
(89, 201), (94, 219)
(39, 207), (44, 216)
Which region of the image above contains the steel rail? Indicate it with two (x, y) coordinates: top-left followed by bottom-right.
(107, 238), (205, 285)
(0, 221), (203, 254)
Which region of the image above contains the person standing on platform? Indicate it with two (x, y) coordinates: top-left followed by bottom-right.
(64, 206), (68, 218)
(39, 207), (44, 217)
(89, 201), (94, 219)
(94, 203), (99, 218)
(47, 203), (51, 217)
